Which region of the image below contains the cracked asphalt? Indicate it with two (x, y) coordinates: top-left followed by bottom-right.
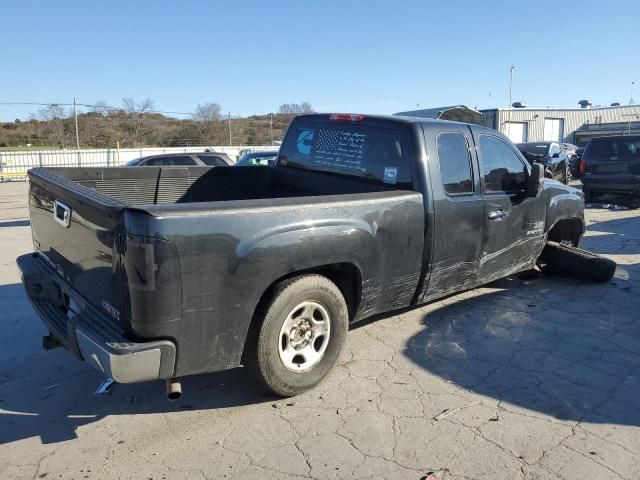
(1, 181), (639, 480)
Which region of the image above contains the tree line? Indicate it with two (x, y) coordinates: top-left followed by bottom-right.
(0, 99), (315, 149)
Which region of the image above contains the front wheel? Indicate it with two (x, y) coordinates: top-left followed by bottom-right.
(247, 275), (349, 397)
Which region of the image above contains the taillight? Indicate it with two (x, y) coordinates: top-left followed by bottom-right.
(579, 158), (587, 175)
(329, 114), (365, 122)
(123, 234), (181, 326)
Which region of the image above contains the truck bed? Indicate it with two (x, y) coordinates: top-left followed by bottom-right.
(33, 165), (396, 206)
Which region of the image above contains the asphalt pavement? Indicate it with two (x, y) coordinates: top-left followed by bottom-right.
(0, 181), (638, 480)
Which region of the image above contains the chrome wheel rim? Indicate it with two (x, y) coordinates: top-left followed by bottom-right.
(278, 301), (331, 372)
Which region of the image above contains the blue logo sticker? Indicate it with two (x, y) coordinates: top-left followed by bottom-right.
(383, 167), (398, 184)
(297, 129), (314, 155)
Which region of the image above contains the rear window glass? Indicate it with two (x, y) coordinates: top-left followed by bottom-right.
(585, 137), (640, 161)
(198, 155), (228, 166)
(516, 143), (549, 156)
(279, 121), (412, 186)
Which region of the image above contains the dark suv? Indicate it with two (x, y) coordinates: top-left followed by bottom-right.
(581, 135), (640, 204)
(516, 141), (570, 184)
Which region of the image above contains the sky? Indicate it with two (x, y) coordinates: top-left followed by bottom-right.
(1, 0), (639, 121)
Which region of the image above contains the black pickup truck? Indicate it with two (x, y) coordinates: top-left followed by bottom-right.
(18, 113), (610, 398)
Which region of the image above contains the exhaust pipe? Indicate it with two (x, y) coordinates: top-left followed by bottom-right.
(166, 378), (182, 401)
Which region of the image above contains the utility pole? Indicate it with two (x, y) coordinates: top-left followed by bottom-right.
(507, 64), (515, 139)
(73, 97), (80, 149)
(509, 64), (515, 108)
(631, 81), (636, 105)
(270, 113), (274, 146)
(228, 112), (232, 146)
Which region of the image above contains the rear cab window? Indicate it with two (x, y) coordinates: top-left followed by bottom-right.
(279, 116), (413, 188)
(436, 132), (474, 194)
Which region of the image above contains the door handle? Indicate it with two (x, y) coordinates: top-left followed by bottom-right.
(488, 210), (507, 221)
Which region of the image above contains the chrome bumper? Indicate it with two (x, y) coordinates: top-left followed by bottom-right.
(17, 253), (176, 383)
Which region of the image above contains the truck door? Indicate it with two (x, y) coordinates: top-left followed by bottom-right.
(475, 133), (546, 281)
(422, 124), (485, 300)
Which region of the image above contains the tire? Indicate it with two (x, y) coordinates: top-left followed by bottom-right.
(246, 274), (349, 397)
(538, 241), (616, 283)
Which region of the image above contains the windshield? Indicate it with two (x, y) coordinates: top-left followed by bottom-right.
(279, 120), (412, 186)
(125, 158), (142, 166)
(237, 153), (277, 166)
(516, 143), (549, 156)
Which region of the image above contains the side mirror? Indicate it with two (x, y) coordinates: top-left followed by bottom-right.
(527, 163), (544, 197)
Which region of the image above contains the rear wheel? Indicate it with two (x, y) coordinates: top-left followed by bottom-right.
(247, 275), (349, 397)
(538, 241), (616, 283)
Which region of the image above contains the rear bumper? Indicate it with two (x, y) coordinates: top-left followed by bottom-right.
(17, 253), (176, 383)
(582, 174), (640, 195)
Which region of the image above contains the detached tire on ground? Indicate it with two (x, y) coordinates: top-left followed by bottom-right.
(246, 274), (349, 397)
(539, 241), (616, 283)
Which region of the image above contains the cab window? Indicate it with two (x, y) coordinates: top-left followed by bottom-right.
(479, 135), (527, 193)
(436, 132), (474, 194)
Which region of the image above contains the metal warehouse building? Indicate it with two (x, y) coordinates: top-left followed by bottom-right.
(396, 104), (640, 146)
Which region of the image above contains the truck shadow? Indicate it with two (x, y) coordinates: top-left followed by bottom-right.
(0, 280), (274, 445)
(402, 268), (640, 427)
(0, 356), (273, 445)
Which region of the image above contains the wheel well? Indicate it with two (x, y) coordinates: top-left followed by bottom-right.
(241, 263), (362, 362)
(547, 218), (584, 246)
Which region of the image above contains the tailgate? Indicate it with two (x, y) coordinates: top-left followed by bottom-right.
(27, 168), (127, 326)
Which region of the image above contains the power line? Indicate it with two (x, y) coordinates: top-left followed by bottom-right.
(0, 101), (195, 116)
(0, 101), (286, 118)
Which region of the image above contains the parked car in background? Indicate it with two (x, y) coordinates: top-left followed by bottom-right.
(571, 146), (586, 178)
(581, 135), (640, 205)
(516, 141), (570, 184)
(125, 152), (234, 167)
(561, 143), (579, 179)
(236, 150), (279, 166)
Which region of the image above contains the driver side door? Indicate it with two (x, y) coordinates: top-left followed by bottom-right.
(475, 133), (546, 283)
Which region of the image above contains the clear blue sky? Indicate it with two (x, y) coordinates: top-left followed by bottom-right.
(1, 0), (638, 121)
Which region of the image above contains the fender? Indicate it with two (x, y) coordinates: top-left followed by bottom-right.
(543, 181), (585, 237)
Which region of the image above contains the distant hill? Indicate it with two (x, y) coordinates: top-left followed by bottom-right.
(0, 110), (301, 149)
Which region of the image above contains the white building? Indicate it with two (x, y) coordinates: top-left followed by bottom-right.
(481, 104), (640, 146)
(396, 104), (640, 146)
